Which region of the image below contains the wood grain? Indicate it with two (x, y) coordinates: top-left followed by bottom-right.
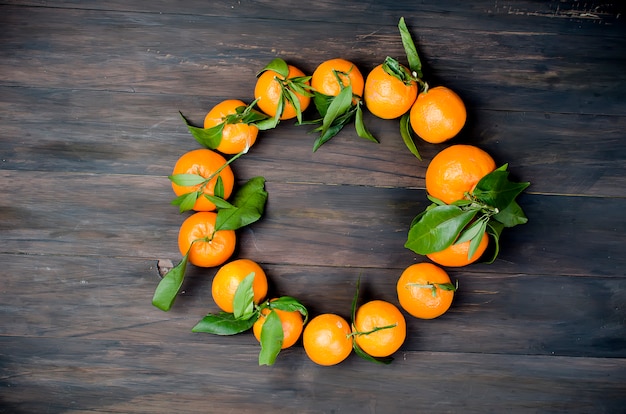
(0, 1), (624, 412)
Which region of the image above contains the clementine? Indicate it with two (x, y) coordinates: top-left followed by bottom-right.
(410, 86), (466, 144)
(211, 259), (268, 314)
(397, 262), (455, 319)
(363, 63), (418, 119)
(254, 64), (311, 120)
(311, 58), (364, 101)
(253, 303), (304, 349)
(177, 211), (236, 268)
(203, 99), (259, 154)
(353, 300), (406, 358)
(171, 148), (235, 212)
(303, 313), (353, 366)
(425, 144), (496, 205)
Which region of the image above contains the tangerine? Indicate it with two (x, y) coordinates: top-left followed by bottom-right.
(363, 63), (418, 119)
(171, 148), (235, 211)
(311, 58), (364, 101)
(425, 144), (496, 204)
(353, 300), (406, 358)
(396, 263), (455, 319)
(177, 211), (236, 268)
(427, 232), (489, 267)
(203, 99), (259, 154)
(410, 86), (466, 144)
(303, 313), (353, 366)
(254, 64), (311, 120)
(211, 259), (268, 314)
(253, 303), (304, 349)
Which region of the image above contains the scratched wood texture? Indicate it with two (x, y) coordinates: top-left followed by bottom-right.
(0, 1), (625, 413)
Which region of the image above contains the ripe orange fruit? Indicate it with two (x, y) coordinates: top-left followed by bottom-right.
(311, 58), (364, 100)
(363, 63), (418, 119)
(254, 64), (311, 120)
(303, 313), (353, 366)
(253, 303), (304, 349)
(396, 263), (455, 319)
(427, 232), (489, 267)
(171, 148), (235, 211)
(425, 144), (496, 205)
(410, 86), (467, 144)
(178, 211), (236, 268)
(353, 300), (406, 358)
(211, 259), (268, 314)
(203, 99), (259, 154)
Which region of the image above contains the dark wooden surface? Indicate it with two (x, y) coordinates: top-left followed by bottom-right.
(1, 1), (625, 413)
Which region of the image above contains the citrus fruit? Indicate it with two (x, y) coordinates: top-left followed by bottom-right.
(211, 259), (268, 314)
(177, 211), (236, 268)
(363, 63), (418, 119)
(171, 148), (235, 211)
(425, 144), (496, 204)
(254, 64), (311, 120)
(303, 313), (353, 366)
(353, 300), (406, 358)
(253, 302), (304, 349)
(203, 99), (259, 154)
(410, 86), (467, 144)
(396, 262), (455, 319)
(427, 232), (490, 267)
(311, 58), (364, 101)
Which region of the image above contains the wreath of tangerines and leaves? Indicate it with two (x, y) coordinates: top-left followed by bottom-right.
(151, 17), (530, 367)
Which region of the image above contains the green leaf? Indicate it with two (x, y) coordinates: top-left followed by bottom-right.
(455, 217), (486, 244)
(284, 87), (304, 124)
(400, 113), (421, 160)
(312, 121), (346, 152)
(319, 85), (353, 136)
(398, 17), (423, 78)
(382, 56), (414, 86)
(258, 310), (284, 366)
(152, 253), (189, 311)
(203, 194), (234, 210)
(352, 335), (394, 365)
(313, 91), (334, 117)
(354, 103), (378, 143)
(192, 311), (258, 335)
(168, 173), (206, 187)
(233, 272), (256, 320)
(214, 176), (268, 231)
(493, 200), (528, 227)
(466, 220), (488, 259)
(473, 167), (530, 211)
(351, 276), (361, 324)
(180, 111), (223, 149)
(484, 220), (504, 264)
(171, 191), (199, 213)
(268, 296), (309, 324)
(214, 176), (225, 199)
(258, 57), (289, 78)
(405, 205), (479, 255)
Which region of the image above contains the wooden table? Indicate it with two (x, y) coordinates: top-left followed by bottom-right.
(1, 1), (625, 412)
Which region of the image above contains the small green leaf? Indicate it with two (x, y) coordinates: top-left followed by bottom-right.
(214, 176), (268, 231)
(203, 194), (234, 210)
(168, 173), (206, 187)
(284, 87), (304, 124)
(473, 167), (530, 211)
(319, 85), (353, 136)
(214, 176), (225, 199)
(352, 336), (393, 365)
(171, 191), (200, 213)
(233, 272), (256, 320)
(382, 56), (414, 86)
(398, 17), (423, 79)
(258, 310), (284, 366)
(258, 57), (289, 78)
(354, 103), (378, 143)
(466, 220), (488, 259)
(313, 91), (334, 117)
(180, 111), (223, 149)
(268, 296), (309, 324)
(455, 217), (487, 245)
(192, 311), (258, 335)
(405, 205), (479, 255)
(400, 113), (421, 160)
(493, 200), (528, 227)
(152, 253), (189, 311)
(484, 220), (504, 264)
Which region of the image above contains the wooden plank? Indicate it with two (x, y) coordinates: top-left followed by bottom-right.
(1, 254), (624, 358)
(0, 5), (624, 115)
(0, 86), (624, 197)
(1, 336), (624, 413)
(1, 171), (624, 276)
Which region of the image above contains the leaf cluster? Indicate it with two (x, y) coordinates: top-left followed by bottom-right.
(192, 282), (308, 366)
(405, 164), (530, 263)
(152, 177), (268, 312)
